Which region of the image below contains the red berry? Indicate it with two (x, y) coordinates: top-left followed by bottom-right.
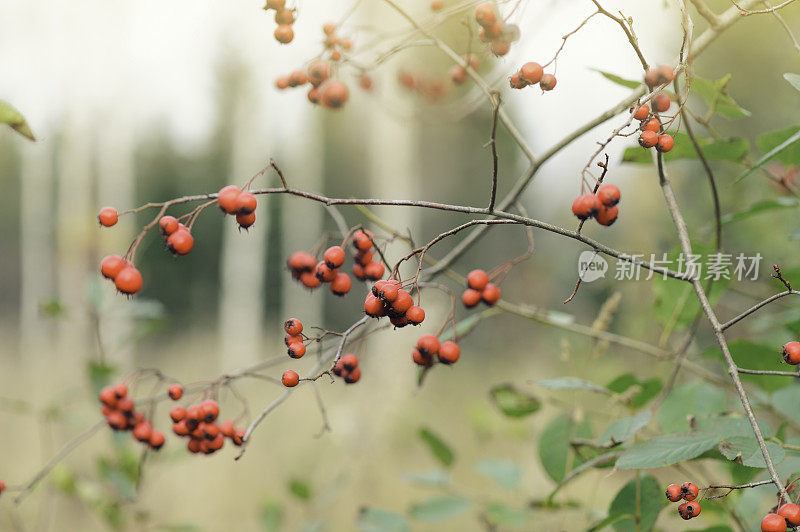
(307, 60), (331, 87)
(219, 420), (235, 438)
(274, 24), (294, 44)
(571, 193), (601, 220)
(169, 406), (186, 423)
(300, 271), (322, 288)
(678, 501), (701, 520)
(99, 386), (117, 407)
(101, 255), (127, 280)
(595, 205), (619, 227)
(106, 410), (127, 430)
(509, 73), (528, 90)
(344, 367), (361, 384)
(352, 230), (374, 251)
(450, 65), (467, 85)
(340, 353), (359, 371)
(149, 430), (166, 450)
(784, 341), (800, 364)
(235, 192), (257, 215)
(632, 104), (649, 121)
(406, 306), (425, 325)
(474, 2), (497, 26)
(115, 266), (143, 295)
(462, 289), (481, 308)
(352, 263), (367, 280)
(391, 289), (414, 315)
(481, 283), (502, 305)
(417, 334), (440, 355)
(641, 117), (660, 133)
(656, 134), (674, 153)
(378, 281), (399, 302)
(173, 420), (190, 436)
(98, 207), (118, 227)
(218, 185), (242, 214)
(288, 342), (306, 359)
(364, 261), (385, 280)
(761, 513), (787, 532)
(159, 215), (179, 235)
(167, 229), (194, 255)
(364, 293), (385, 317)
(639, 130), (658, 148)
(597, 184), (621, 207)
(324, 246), (346, 268)
(275, 8), (295, 25)
(330, 272), (352, 296)
(315, 261), (338, 282)
(168, 384), (183, 401)
(282, 370), (300, 387)
(390, 315), (409, 328)
(288, 251), (316, 273)
(539, 74), (556, 91)
(284, 318), (303, 336)
(133, 421), (152, 442)
(652, 92), (671, 113)
(0, 479), (5, 495)
(520, 62), (543, 85)
(114, 383), (128, 398)
(779, 503), (800, 526)
(201, 400), (219, 423)
(467, 269), (489, 291)
(236, 211), (256, 228)
(665, 483), (682, 502)
(681, 482), (699, 501)
(437, 341), (460, 364)
(321, 80), (349, 109)
(412, 348), (434, 367)
(356, 249), (374, 267)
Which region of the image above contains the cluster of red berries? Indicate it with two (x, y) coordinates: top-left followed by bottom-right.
(287, 246), (353, 295)
(398, 70), (449, 102)
(349, 229), (385, 281)
(412, 335), (460, 367)
(475, 2), (515, 56)
(98, 383), (165, 450)
(322, 23), (353, 62)
(364, 280), (425, 328)
(449, 54), (481, 86)
(570, 183), (621, 226)
(509, 61), (556, 91)
(217, 185), (258, 229)
(635, 64), (676, 153)
(283, 318), (309, 359)
(101, 255), (143, 295)
(168, 388), (245, 454)
(333, 353), (362, 384)
(276, 59), (349, 109)
(782, 341), (800, 364)
(159, 215), (195, 255)
(263, 0), (295, 44)
(762, 503), (800, 531)
(644, 64), (675, 90)
(665, 482), (701, 520)
(462, 269), (501, 307)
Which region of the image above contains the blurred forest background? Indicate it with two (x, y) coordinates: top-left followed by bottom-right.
(1, 0), (800, 530)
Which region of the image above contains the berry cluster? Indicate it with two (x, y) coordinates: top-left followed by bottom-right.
(101, 255), (143, 295)
(475, 2), (515, 56)
(461, 269), (501, 308)
(159, 216), (195, 255)
(665, 482), (701, 520)
(635, 64), (677, 153)
(276, 59), (349, 109)
(412, 334), (460, 367)
(570, 183), (621, 226)
(98, 383), (165, 450)
(397, 70), (449, 102)
(169, 392), (244, 454)
(287, 246), (353, 295)
(217, 185), (258, 229)
(322, 23), (353, 63)
(283, 318), (308, 359)
(509, 62), (556, 91)
(263, 0), (295, 44)
(333, 353), (362, 384)
(364, 280), (425, 327)
(349, 229), (386, 282)
(762, 503), (800, 531)
(782, 341), (800, 364)
(449, 54), (481, 86)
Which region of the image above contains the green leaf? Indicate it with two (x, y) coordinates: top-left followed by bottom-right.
(772, 386), (800, 424)
(616, 434), (718, 469)
(739, 127), (800, 181)
(402, 470), (450, 487)
(598, 411), (652, 446)
(533, 377), (610, 394)
(488, 384), (540, 418)
(718, 437), (785, 468)
(288, 478), (312, 500)
(606, 374), (663, 408)
(418, 427), (454, 468)
(623, 133), (749, 163)
(483, 503), (531, 528)
(757, 126), (800, 165)
(784, 73), (800, 93)
(703, 340), (788, 392)
(538, 413), (592, 482)
(721, 197), (799, 225)
(0, 100), (35, 140)
(608, 476), (665, 532)
(693, 415), (772, 439)
(408, 496), (470, 522)
(260, 501), (284, 532)
(474, 458), (521, 489)
(592, 69), (642, 89)
(658, 382), (727, 433)
(691, 74), (751, 120)
(357, 507), (409, 532)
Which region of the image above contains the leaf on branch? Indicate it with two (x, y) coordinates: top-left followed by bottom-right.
(616, 434), (719, 469)
(357, 507), (409, 532)
(784, 73), (800, 93)
(702, 340), (790, 392)
(658, 382), (727, 433)
(623, 133), (749, 163)
(598, 411), (652, 446)
(591, 69), (642, 89)
(718, 436), (785, 468)
(408, 496), (470, 522)
(606, 374), (663, 408)
(538, 413), (592, 482)
(691, 74), (751, 120)
(737, 127), (800, 182)
(533, 377), (610, 394)
(607, 476), (665, 532)
(488, 384), (540, 418)
(418, 427), (455, 467)
(0, 100), (35, 140)
(721, 197), (799, 225)
(288, 478), (312, 500)
(483, 503), (531, 528)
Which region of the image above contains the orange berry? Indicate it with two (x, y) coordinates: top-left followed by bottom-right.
(236, 192), (257, 215)
(99, 386), (117, 407)
(265, 0), (286, 8)
(219, 420), (235, 438)
(450, 66), (467, 85)
(597, 184), (621, 207)
(475, 3), (497, 27)
(133, 421), (152, 442)
(288, 342), (306, 359)
(462, 289), (481, 308)
(167, 229), (194, 255)
(322, 22), (336, 35)
(509, 73), (528, 90)
(379, 282), (399, 302)
(641, 117), (660, 133)
(392, 289), (414, 314)
(431, 0), (444, 10)
(284, 318), (303, 336)
(321, 80), (349, 109)
(783, 341), (800, 364)
(98, 207), (118, 227)
(300, 271), (322, 288)
(101, 255), (126, 280)
(412, 348), (433, 367)
(652, 92), (671, 113)
(761, 513), (788, 532)
(417, 334), (440, 355)
(390, 315), (409, 328)
(352, 263), (367, 280)
(571, 193), (601, 220)
(274, 24), (294, 44)
(324, 246), (346, 268)
(282, 370), (300, 387)
(236, 211), (256, 229)
(356, 249), (374, 267)
(491, 39), (510, 57)
(340, 353), (359, 371)
(149, 430), (165, 450)
(201, 399), (219, 423)
(284, 333), (303, 346)
(665, 483), (682, 502)
(288, 251), (316, 273)
(173, 420), (190, 436)
(218, 185), (242, 214)
(106, 410), (127, 430)
(330, 272), (352, 296)
(168, 383), (183, 401)
(364, 261), (385, 280)
(467, 269), (489, 291)
(656, 134), (674, 153)
(307, 60), (331, 87)
(115, 266), (143, 295)
(275, 8), (294, 25)
(438, 341), (460, 364)
(159, 215), (179, 235)
(778, 503), (800, 526)
(595, 205), (619, 226)
(678, 501), (701, 520)
(359, 76), (373, 90)
(520, 62), (543, 84)
(540, 74), (556, 91)
(330, 50), (342, 62)
(481, 283), (501, 305)
(315, 261), (338, 282)
(681, 482), (699, 501)
(639, 130), (658, 148)
(364, 293), (385, 317)
(288, 69), (307, 87)
(169, 406), (186, 423)
(114, 383), (128, 398)
(632, 104), (649, 121)
(275, 76), (290, 90)
(344, 367), (361, 384)
(117, 396), (134, 413)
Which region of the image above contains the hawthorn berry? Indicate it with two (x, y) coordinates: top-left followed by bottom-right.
(678, 501), (701, 520)
(300, 271), (322, 288)
(595, 205), (619, 226)
(170, 406), (186, 423)
(509, 73), (527, 90)
(779, 503), (800, 526)
(276, 76), (290, 90)
(114, 383), (128, 398)
(638, 130), (658, 148)
(219, 420), (235, 438)
(274, 24), (294, 44)
(656, 134), (674, 153)
(236, 211), (256, 229)
(392, 289), (414, 314)
(644, 65), (674, 89)
(99, 386), (118, 407)
(218, 185), (242, 215)
(352, 230), (374, 251)
(761, 513), (787, 532)
(597, 184), (621, 207)
(782, 341), (800, 364)
(287, 342), (306, 359)
(632, 104), (650, 121)
(438, 341), (460, 364)
(133, 422), (152, 442)
(167, 229), (194, 255)
(101, 255), (127, 280)
(202, 423), (220, 439)
(364, 293), (385, 317)
(539, 74), (556, 91)
(665, 483), (682, 502)
(474, 3), (497, 27)
(324, 246), (346, 269)
(236, 192), (257, 215)
(352, 263), (367, 280)
(173, 420), (190, 436)
(462, 289), (481, 308)
(0, 480), (5, 495)
(107, 410), (127, 430)
(330, 50), (342, 62)
(652, 92), (671, 113)
(413, 348), (434, 367)
(168, 383), (183, 400)
(321, 80), (349, 109)
(98, 207), (119, 227)
(681, 482), (699, 501)
(378, 281), (399, 302)
(467, 269), (489, 291)
(307, 87), (321, 104)
(201, 400), (219, 423)
(115, 266), (143, 295)
(491, 39), (511, 57)
(417, 334), (440, 355)
(117, 396), (135, 413)
(482, 283), (502, 305)
(390, 314), (409, 328)
(159, 215), (179, 236)
(450, 66), (467, 85)
(307, 60), (331, 86)
(571, 193), (601, 220)
(431, 0), (444, 11)
(315, 261), (338, 282)
(641, 117), (660, 133)
(364, 261), (385, 280)
(287, 69), (307, 88)
(344, 367), (361, 384)
(330, 272), (352, 296)
(282, 370), (300, 387)
(149, 430), (166, 450)
(265, 0), (286, 8)
(520, 62), (543, 85)
(284, 318), (303, 336)
(275, 8), (294, 25)
(406, 306), (425, 325)
(288, 251), (316, 274)
(340, 353), (359, 371)
(356, 250), (374, 267)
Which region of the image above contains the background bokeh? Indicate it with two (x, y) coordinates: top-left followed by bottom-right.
(1, 0), (800, 530)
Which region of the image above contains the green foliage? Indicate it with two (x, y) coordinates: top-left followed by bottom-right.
(357, 507), (409, 532)
(721, 197), (799, 225)
(474, 458), (521, 489)
(623, 133), (749, 163)
(598, 411), (652, 446)
(483, 503), (531, 528)
(691, 74), (751, 120)
(592, 69), (642, 89)
(261, 501), (284, 531)
(606, 374), (663, 408)
(658, 382), (727, 433)
(408, 496), (470, 521)
(616, 434), (719, 469)
(771, 386), (800, 424)
(0, 100), (35, 140)
(738, 126), (800, 181)
(488, 384), (540, 418)
(288, 478), (312, 500)
(418, 427), (455, 467)
(607, 476), (665, 532)
(703, 340), (788, 392)
(402, 469), (450, 487)
(718, 437), (785, 467)
(538, 413), (592, 482)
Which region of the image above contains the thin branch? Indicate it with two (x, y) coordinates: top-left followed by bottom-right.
(721, 290), (800, 331)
